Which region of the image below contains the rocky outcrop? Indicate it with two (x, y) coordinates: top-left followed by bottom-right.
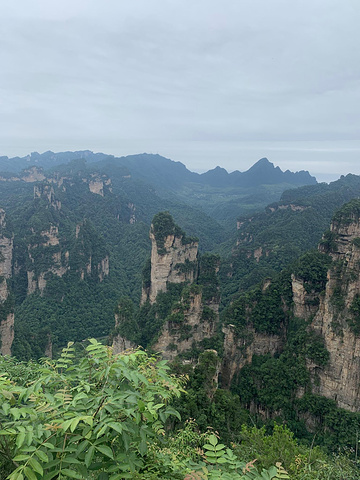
(221, 324), (283, 388)
(34, 184), (61, 210)
(82, 174), (112, 196)
(291, 275), (320, 320)
(307, 210), (360, 411)
(112, 335), (134, 355)
(267, 204), (309, 213)
(0, 166), (46, 183)
(0, 313), (14, 356)
(142, 224), (198, 304)
(27, 225), (69, 294)
(153, 291), (217, 361)
(128, 203), (136, 224)
(0, 238), (13, 280)
(21, 167), (46, 183)
(111, 305), (136, 354)
(98, 256), (109, 282)
(0, 209), (14, 355)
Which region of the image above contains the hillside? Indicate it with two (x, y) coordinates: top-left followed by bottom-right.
(0, 151), (317, 228)
(220, 173), (360, 302)
(3, 152), (360, 465)
(0, 160), (226, 358)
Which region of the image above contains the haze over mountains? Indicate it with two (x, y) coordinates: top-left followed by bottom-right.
(0, 151), (317, 229)
(0, 151), (317, 188)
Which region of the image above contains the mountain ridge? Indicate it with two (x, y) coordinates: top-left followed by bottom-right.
(0, 151), (317, 188)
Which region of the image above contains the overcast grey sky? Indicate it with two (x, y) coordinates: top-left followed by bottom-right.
(1, 0), (359, 181)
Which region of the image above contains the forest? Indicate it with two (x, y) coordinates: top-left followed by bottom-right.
(1, 152), (360, 478)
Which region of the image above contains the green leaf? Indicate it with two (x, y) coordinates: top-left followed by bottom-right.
(205, 451), (218, 457)
(61, 419), (73, 431)
(81, 416), (93, 427)
(96, 444), (114, 459)
(164, 406), (181, 420)
(108, 422), (123, 434)
(42, 442), (55, 449)
(209, 434), (218, 446)
(139, 440), (147, 456)
(25, 431), (33, 446)
(9, 472), (24, 480)
(203, 443), (216, 451)
(21, 446), (36, 453)
(85, 445), (95, 467)
(23, 467), (37, 480)
(13, 454), (30, 462)
(35, 450), (48, 462)
(216, 457), (227, 464)
(70, 417), (81, 432)
(16, 432), (26, 449)
(43, 471), (60, 480)
(10, 407), (21, 420)
(44, 459), (61, 470)
(76, 440), (89, 456)
(29, 457), (43, 475)
(61, 457), (81, 464)
(60, 468), (83, 479)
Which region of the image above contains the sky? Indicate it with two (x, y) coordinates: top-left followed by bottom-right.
(1, 0), (359, 182)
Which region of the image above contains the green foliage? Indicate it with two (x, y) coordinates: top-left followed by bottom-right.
(151, 212), (197, 255)
(221, 175), (360, 304)
(0, 342), (293, 480)
(319, 230), (337, 252)
(233, 353), (309, 413)
(112, 296), (138, 343)
(0, 340), (186, 479)
(352, 237), (360, 248)
(234, 424), (360, 480)
(222, 271), (292, 336)
(331, 286), (345, 312)
(175, 259), (197, 275)
(332, 198), (360, 225)
(142, 257), (151, 290)
(198, 254), (220, 303)
(296, 393), (360, 453)
(293, 251), (332, 293)
(189, 432), (289, 479)
(348, 294), (360, 335)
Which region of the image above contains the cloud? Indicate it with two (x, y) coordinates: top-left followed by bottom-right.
(0, 0), (359, 180)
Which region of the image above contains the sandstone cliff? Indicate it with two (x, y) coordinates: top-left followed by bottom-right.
(141, 213), (198, 304)
(113, 213), (218, 360)
(153, 289), (217, 361)
(305, 203), (360, 411)
(0, 209), (14, 356)
(221, 324), (283, 388)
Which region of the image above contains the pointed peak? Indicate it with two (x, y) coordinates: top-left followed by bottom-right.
(248, 158), (274, 170)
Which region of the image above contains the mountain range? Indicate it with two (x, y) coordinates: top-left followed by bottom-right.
(2, 149), (360, 453)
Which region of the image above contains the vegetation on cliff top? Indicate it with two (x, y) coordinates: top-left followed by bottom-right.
(332, 198), (360, 225)
(151, 211), (198, 255)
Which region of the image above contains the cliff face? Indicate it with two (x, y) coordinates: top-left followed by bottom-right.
(306, 210), (360, 411)
(0, 209), (14, 356)
(142, 220), (198, 304)
(221, 325), (283, 388)
(27, 225), (69, 294)
(112, 307), (134, 355)
(114, 213), (218, 360)
(153, 290), (217, 361)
